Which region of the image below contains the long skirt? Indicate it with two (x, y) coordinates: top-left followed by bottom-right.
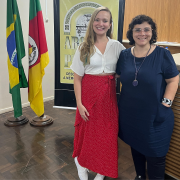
(72, 74), (119, 178)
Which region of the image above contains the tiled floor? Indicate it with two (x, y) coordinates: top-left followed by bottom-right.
(0, 100), (142, 179)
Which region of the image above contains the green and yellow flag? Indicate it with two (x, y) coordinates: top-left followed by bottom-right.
(6, 0), (28, 118)
(28, 0), (49, 117)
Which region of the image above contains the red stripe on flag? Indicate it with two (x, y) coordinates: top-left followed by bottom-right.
(29, 11), (48, 69)
(37, 11), (48, 54)
(29, 15), (40, 69)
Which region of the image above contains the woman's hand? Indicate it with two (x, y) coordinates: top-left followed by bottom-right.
(74, 73), (89, 121)
(115, 74), (120, 78)
(162, 102), (170, 107)
(78, 103), (89, 121)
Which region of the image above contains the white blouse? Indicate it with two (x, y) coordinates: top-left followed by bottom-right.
(70, 38), (125, 76)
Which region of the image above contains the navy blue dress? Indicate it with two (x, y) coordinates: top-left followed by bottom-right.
(116, 46), (179, 157)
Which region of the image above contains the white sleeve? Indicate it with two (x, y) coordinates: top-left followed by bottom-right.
(115, 41), (126, 58)
(70, 48), (85, 76)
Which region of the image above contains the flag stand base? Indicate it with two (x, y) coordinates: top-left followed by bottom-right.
(4, 115), (29, 127)
(29, 115), (53, 126)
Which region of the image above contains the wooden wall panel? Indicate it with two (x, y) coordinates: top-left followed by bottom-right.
(122, 43), (180, 54)
(122, 0), (180, 43)
(168, 0), (180, 43)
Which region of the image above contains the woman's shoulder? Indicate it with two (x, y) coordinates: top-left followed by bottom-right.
(109, 39), (126, 53)
(153, 45), (168, 53)
(78, 42), (85, 50)
(109, 38), (119, 43)
(121, 47), (131, 54)
(118, 48), (131, 60)
(109, 38), (124, 47)
(76, 42), (89, 52)
(155, 45), (172, 57)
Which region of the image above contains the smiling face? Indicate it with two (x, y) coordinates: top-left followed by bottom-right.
(93, 10), (111, 37)
(132, 22), (152, 47)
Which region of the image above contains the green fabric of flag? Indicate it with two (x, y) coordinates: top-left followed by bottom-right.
(13, 0), (28, 88)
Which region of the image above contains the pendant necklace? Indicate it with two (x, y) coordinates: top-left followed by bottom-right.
(132, 45), (151, 86)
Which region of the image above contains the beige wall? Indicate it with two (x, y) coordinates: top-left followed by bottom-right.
(0, 0), (54, 114)
(123, 0), (180, 43)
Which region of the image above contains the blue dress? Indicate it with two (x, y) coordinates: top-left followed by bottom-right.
(116, 46), (179, 157)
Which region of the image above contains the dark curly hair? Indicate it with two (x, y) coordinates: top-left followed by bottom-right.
(126, 15), (157, 45)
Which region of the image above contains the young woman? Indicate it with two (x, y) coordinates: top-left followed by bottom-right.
(116, 15), (179, 180)
(70, 6), (125, 180)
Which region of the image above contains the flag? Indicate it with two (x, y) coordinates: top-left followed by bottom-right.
(28, 0), (49, 117)
(6, 0), (28, 118)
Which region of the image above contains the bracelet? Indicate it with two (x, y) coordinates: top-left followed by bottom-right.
(162, 98), (172, 107)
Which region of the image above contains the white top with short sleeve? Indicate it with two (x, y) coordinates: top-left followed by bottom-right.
(70, 38), (125, 76)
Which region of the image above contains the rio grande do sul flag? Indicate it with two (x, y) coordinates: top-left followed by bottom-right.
(28, 0), (49, 117)
(6, 0), (28, 118)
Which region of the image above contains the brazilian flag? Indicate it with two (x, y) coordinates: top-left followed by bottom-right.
(6, 0), (28, 118)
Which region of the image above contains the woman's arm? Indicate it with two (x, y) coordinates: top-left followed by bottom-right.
(74, 73), (89, 121)
(163, 75), (179, 107)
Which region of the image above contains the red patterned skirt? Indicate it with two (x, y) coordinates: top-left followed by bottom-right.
(72, 74), (119, 178)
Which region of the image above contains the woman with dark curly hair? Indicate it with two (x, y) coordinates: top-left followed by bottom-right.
(116, 15), (179, 180)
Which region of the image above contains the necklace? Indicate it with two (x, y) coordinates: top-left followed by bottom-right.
(132, 45), (151, 86)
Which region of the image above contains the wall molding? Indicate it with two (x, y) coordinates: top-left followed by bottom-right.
(0, 96), (54, 115)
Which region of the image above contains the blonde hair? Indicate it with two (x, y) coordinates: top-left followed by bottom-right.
(79, 7), (113, 65)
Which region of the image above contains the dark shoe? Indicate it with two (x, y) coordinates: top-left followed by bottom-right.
(134, 175), (146, 180)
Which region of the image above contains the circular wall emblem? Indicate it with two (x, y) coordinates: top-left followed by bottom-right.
(64, 2), (101, 33)
(29, 35), (39, 66)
